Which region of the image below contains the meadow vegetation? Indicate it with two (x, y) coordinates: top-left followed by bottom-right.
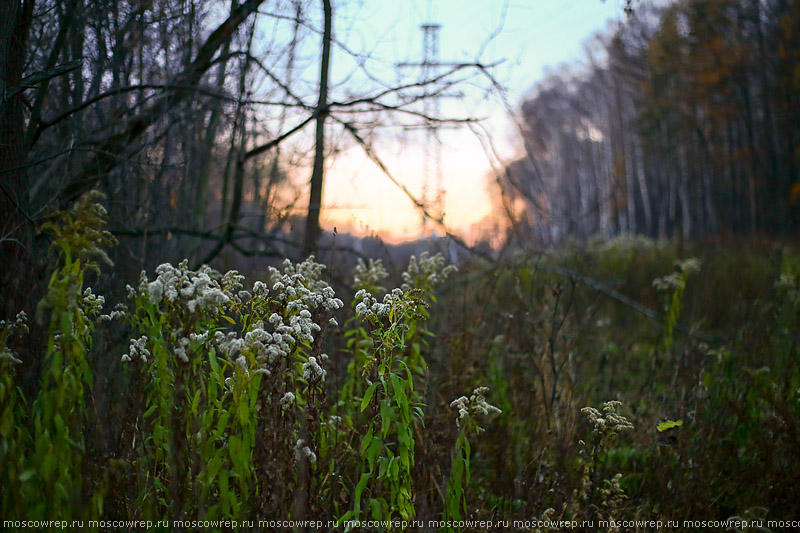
(2, 195), (799, 531)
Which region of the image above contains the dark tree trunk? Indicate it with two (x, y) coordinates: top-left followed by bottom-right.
(0, 0), (35, 321)
(303, 0), (332, 257)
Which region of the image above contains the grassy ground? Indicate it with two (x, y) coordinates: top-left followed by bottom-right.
(424, 236), (800, 529)
(2, 205), (798, 532)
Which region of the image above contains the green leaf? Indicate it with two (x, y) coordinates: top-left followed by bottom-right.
(367, 436), (382, 472)
(397, 360), (414, 389)
(380, 399), (393, 437)
(354, 472), (372, 513)
(361, 382), (379, 412)
(361, 425), (374, 454)
(207, 454), (223, 482)
(369, 498), (382, 520)
(339, 511), (354, 532)
(237, 398), (249, 423)
(657, 419), (683, 432)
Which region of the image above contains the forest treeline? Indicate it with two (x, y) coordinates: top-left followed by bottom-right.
(503, 0), (800, 245)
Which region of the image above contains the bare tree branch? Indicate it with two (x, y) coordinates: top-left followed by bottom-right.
(59, 0), (267, 205)
(333, 116), (490, 260)
(6, 58), (82, 100)
(244, 115), (315, 161)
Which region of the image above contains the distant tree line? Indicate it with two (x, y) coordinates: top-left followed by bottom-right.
(502, 0), (800, 245)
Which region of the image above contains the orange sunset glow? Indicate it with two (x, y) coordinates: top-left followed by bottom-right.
(319, 133), (503, 244)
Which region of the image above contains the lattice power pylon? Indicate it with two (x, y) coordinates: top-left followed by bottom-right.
(398, 21), (461, 236)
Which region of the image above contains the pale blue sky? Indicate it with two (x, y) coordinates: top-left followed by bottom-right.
(326, 0), (625, 101)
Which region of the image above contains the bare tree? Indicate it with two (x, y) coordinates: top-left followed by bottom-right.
(502, 0), (800, 246)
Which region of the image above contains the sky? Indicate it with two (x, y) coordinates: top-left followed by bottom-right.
(296, 0), (631, 243)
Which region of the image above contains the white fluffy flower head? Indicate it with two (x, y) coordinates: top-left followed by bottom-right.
(450, 386), (501, 428)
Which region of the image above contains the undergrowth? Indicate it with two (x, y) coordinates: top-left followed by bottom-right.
(2, 200), (799, 532)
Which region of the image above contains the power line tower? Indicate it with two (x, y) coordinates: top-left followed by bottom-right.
(397, 21), (461, 236)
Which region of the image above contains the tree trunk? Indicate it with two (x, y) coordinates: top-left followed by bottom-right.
(0, 0), (35, 321)
(303, 0), (332, 257)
